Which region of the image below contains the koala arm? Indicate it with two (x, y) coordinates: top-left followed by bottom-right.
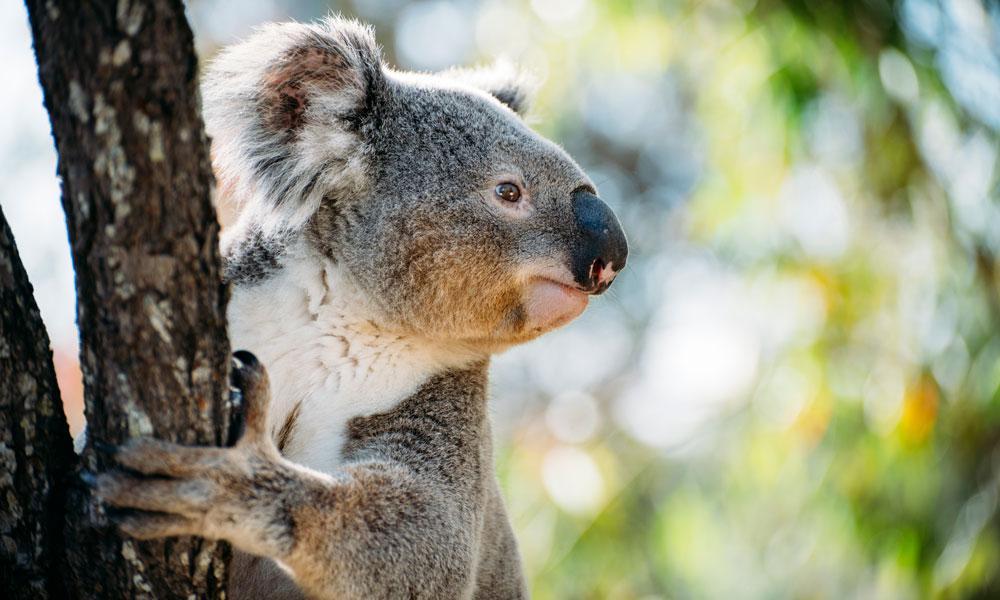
(94, 354), (481, 600)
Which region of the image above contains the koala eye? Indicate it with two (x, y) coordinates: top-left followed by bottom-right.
(494, 182), (522, 203)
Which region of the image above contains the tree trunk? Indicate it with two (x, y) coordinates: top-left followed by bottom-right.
(0, 206), (75, 599)
(15, 0), (234, 597)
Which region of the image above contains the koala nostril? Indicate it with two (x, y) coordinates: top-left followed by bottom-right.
(589, 259), (605, 285)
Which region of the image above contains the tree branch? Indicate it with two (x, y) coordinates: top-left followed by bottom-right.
(0, 206), (74, 599)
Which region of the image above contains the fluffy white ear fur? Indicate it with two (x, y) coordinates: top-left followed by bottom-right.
(438, 59), (537, 117)
(203, 17), (383, 235)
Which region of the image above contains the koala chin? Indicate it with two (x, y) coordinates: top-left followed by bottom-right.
(95, 16), (627, 600)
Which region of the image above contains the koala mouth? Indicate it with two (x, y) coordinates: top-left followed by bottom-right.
(523, 277), (590, 332)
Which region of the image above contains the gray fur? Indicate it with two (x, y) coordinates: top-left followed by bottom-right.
(96, 15), (626, 599)
(223, 228), (288, 285)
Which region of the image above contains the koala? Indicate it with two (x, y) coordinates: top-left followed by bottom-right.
(94, 16), (627, 599)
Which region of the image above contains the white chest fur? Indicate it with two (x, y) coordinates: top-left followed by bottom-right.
(227, 241), (473, 474)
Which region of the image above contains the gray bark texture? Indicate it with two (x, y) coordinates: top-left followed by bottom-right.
(0, 206), (75, 599)
(4, 0), (236, 597)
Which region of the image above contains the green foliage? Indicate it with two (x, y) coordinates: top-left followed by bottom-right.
(474, 1), (1000, 598)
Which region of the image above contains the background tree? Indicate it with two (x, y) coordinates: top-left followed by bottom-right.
(3, 1), (233, 597)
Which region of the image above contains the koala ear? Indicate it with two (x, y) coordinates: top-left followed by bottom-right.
(204, 17), (385, 233)
(254, 18), (385, 135)
(441, 61), (536, 117)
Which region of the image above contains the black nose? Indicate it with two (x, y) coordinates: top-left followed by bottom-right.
(570, 190), (628, 293)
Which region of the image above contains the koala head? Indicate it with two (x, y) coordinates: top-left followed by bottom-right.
(206, 17), (627, 352)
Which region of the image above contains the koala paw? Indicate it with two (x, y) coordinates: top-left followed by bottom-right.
(91, 437), (231, 539)
(90, 352), (295, 557)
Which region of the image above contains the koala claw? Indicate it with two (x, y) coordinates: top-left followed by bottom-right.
(79, 470), (98, 488)
(91, 439), (118, 456)
(229, 350), (272, 446)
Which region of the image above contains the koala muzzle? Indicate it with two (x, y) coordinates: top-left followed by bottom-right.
(570, 190), (628, 294)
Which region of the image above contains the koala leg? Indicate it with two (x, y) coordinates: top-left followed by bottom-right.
(93, 352), (472, 599)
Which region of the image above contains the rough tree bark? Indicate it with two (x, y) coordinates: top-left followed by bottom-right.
(0, 207), (75, 599)
(3, 0), (235, 597)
